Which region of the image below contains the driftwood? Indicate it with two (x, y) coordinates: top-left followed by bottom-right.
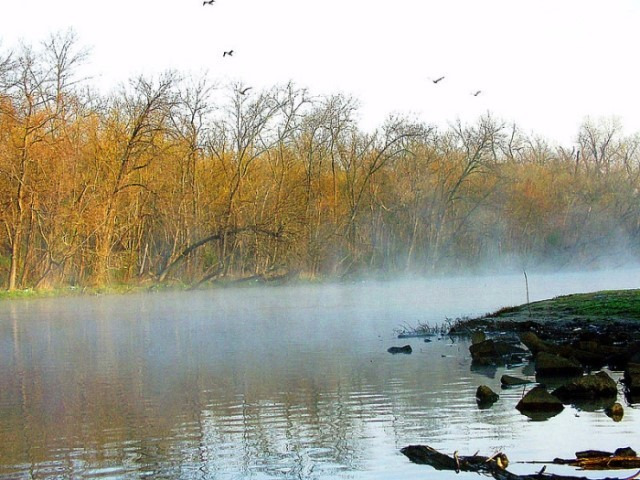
(401, 445), (640, 480)
(551, 457), (640, 470)
(521, 448), (640, 470)
(400, 444), (508, 473)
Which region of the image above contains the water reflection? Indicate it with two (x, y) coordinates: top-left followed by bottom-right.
(1, 271), (639, 479)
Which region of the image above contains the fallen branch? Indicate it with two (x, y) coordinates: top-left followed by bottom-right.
(551, 456), (640, 470)
(401, 445), (640, 480)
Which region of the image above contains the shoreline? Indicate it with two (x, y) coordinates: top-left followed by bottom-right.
(451, 289), (640, 331)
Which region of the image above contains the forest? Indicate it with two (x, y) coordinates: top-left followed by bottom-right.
(1, 34), (639, 291)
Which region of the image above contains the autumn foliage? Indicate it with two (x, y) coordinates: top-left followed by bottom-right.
(1, 35), (639, 290)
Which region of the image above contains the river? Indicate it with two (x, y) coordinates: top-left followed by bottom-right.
(1, 269), (639, 479)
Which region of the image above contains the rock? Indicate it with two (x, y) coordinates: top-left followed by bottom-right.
(516, 386), (564, 418)
(614, 447), (637, 457)
(623, 363), (640, 396)
(469, 340), (527, 365)
(476, 385), (499, 406)
(535, 352), (583, 376)
(520, 332), (550, 355)
(471, 330), (486, 345)
(388, 345), (412, 354)
(629, 349), (640, 364)
(552, 371), (618, 401)
(605, 402), (624, 421)
(521, 332), (608, 368)
(501, 374), (533, 387)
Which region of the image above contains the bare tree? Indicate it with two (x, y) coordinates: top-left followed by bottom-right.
(0, 32), (86, 290)
(91, 73), (177, 285)
(158, 82), (309, 283)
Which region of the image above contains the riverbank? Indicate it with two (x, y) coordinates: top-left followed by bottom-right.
(447, 288), (640, 404)
(451, 289), (640, 332)
(0, 275), (308, 302)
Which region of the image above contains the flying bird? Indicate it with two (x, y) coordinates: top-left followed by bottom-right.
(432, 76), (445, 84)
(203, 0), (214, 5)
(240, 87), (253, 95)
(223, 50), (234, 57)
(472, 90), (482, 96)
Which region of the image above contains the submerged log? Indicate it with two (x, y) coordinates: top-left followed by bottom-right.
(401, 445), (640, 480)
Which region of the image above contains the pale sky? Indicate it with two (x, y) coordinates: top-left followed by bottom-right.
(2, 0), (640, 145)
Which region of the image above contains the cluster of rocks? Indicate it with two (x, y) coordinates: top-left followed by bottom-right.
(471, 325), (640, 419)
(477, 371), (625, 420)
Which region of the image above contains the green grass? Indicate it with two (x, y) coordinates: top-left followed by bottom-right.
(540, 289), (640, 318)
(487, 289), (640, 321)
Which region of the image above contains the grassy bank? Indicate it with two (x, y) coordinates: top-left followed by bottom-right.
(486, 289), (640, 323)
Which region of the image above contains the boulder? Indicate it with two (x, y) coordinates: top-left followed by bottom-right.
(535, 352), (583, 376)
(476, 385), (499, 406)
(469, 340), (527, 365)
(516, 386), (564, 418)
(501, 374), (533, 388)
(388, 345), (412, 354)
(552, 371), (618, 401)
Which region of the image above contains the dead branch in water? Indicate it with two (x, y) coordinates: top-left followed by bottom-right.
(401, 445), (640, 480)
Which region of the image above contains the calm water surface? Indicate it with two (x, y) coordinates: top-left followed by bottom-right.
(1, 270), (639, 479)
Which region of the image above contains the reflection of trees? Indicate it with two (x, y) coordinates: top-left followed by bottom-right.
(0, 303), (384, 478)
(5, 292), (620, 478)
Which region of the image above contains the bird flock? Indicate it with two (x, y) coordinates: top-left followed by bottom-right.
(202, 1), (483, 100)
(203, 0), (252, 94)
(431, 76), (483, 97)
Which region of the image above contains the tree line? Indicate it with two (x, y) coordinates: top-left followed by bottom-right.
(1, 33), (639, 290)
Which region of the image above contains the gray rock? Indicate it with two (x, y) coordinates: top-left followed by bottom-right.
(520, 332), (550, 355)
(388, 345), (412, 354)
(501, 374), (533, 387)
(516, 386), (564, 418)
(476, 385), (499, 406)
(552, 371), (618, 401)
(469, 340), (527, 365)
(535, 352), (583, 376)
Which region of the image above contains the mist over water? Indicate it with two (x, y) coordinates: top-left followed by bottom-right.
(0, 268), (639, 479)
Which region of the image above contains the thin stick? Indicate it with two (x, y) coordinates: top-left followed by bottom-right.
(523, 270), (531, 317)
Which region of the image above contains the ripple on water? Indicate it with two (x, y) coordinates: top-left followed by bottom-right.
(1, 273), (640, 479)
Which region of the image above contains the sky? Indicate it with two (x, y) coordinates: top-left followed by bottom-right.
(2, 0), (640, 145)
